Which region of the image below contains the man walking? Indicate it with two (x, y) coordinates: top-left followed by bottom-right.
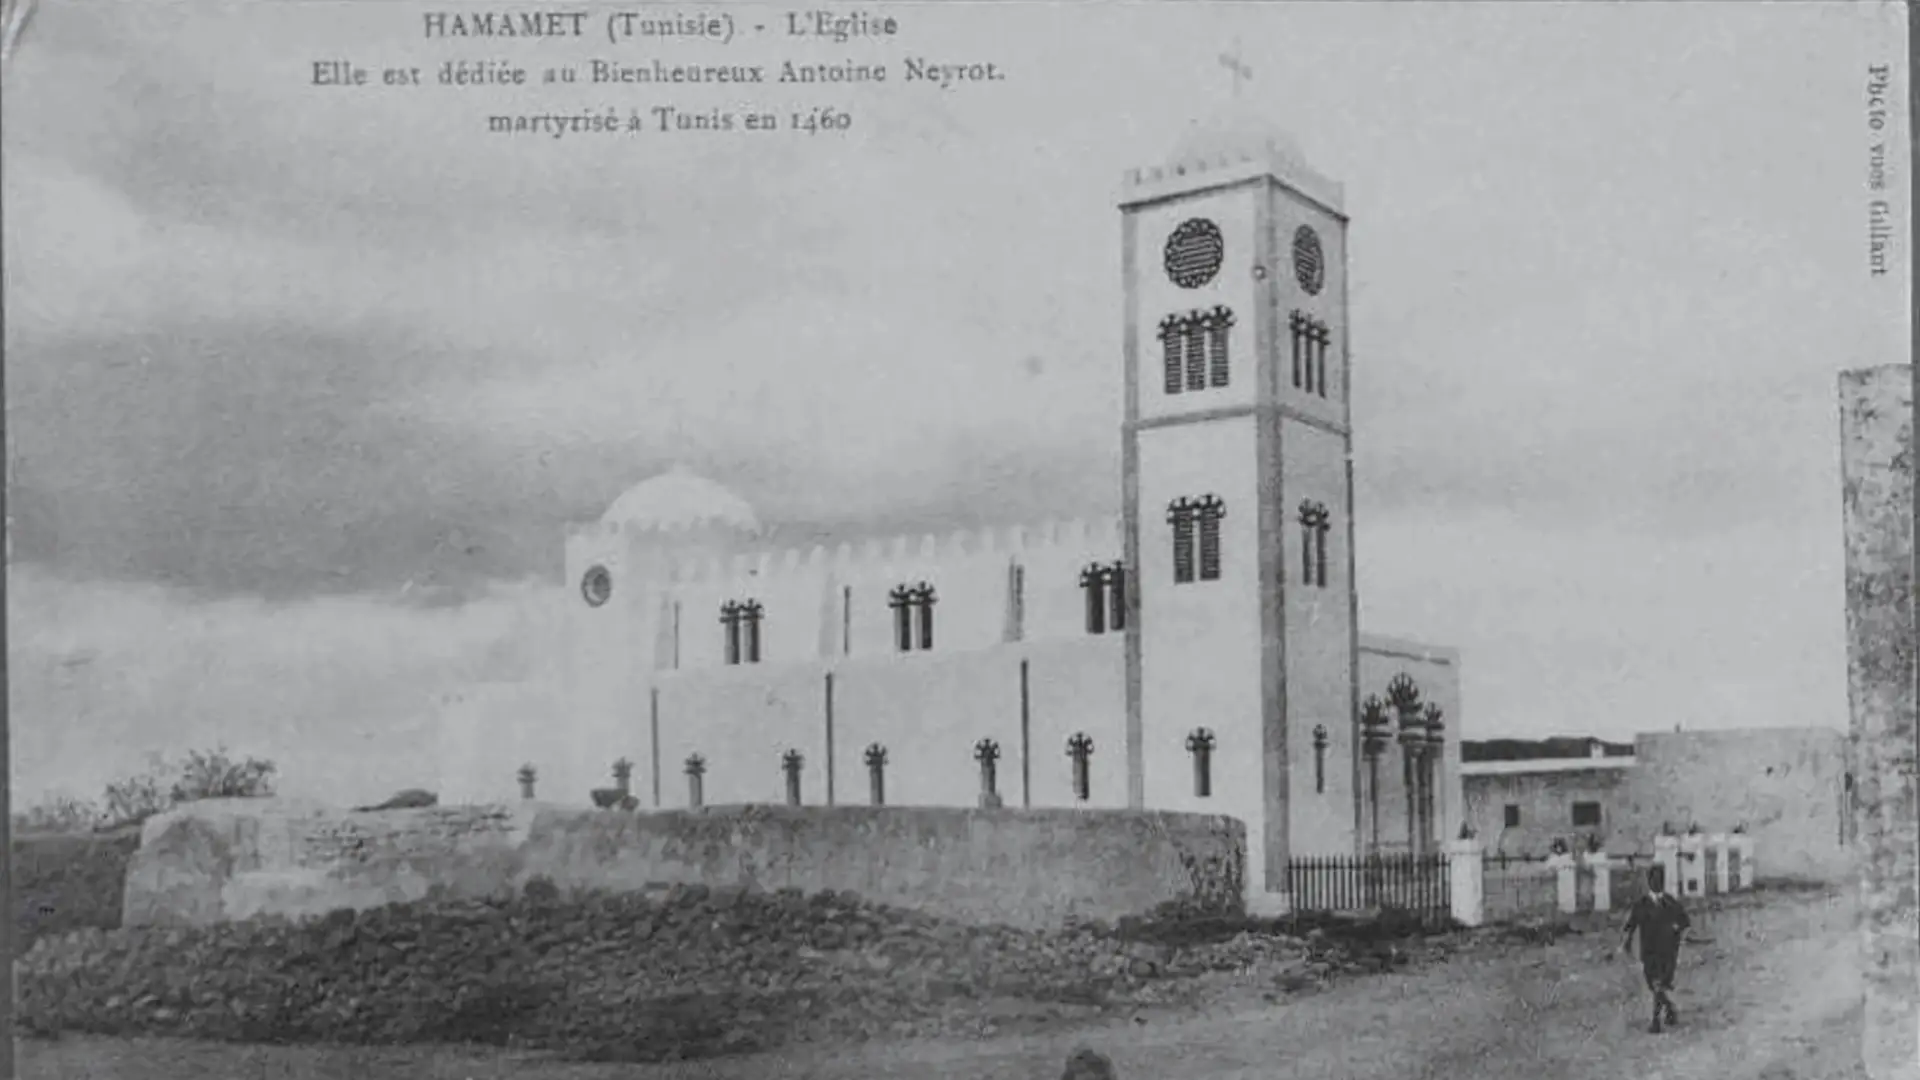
(1621, 863), (1690, 1032)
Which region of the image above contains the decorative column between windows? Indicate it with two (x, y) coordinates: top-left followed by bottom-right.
(1186, 727), (1217, 798)
(1387, 674), (1425, 854)
(1067, 732), (1094, 802)
(685, 753), (707, 809)
(782, 748), (804, 807)
(864, 743), (888, 805)
(974, 738), (1002, 808)
(1359, 696), (1392, 853)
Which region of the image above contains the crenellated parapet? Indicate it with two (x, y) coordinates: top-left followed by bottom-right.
(578, 515), (1127, 590)
(1121, 134), (1345, 218)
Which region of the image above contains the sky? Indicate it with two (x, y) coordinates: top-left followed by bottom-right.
(4, 2), (1909, 806)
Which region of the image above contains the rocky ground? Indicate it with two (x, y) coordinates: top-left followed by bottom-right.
(22, 884), (1862, 1079)
(19, 881), (1444, 1063)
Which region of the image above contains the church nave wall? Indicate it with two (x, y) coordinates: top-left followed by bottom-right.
(637, 637), (1127, 813)
(655, 662), (831, 808)
(575, 516), (1129, 676)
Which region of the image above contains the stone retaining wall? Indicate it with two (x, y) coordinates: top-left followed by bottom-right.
(121, 799), (1245, 930)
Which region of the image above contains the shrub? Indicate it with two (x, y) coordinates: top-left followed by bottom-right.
(96, 747), (278, 830)
(14, 795), (104, 835)
(101, 773), (170, 832)
(12, 745), (276, 946)
(170, 747), (276, 803)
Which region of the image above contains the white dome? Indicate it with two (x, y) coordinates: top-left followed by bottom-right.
(1169, 108), (1310, 171)
(600, 464), (761, 535)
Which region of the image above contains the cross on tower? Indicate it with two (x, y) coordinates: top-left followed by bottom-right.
(1218, 40), (1253, 100)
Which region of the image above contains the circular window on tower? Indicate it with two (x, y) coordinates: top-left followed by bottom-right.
(1163, 218), (1225, 289)
(1292, 225), (1326, 296)
(580, 564), (613, 607)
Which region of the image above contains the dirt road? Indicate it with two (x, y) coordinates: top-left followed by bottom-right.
(24, 886), (1865, 1080)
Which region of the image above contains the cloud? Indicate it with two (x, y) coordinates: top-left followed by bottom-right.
(4, 2), (1135, 599)
(9, 565), (564, 807)
(1356, 511), (1849, 739)
(0, 0), (1896, 760)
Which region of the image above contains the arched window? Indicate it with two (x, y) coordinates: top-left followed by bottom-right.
(888, 583), (937, 651)
(1297, 502), (1331, 588)
(1159, 315), (1183, 395)
(1079, 561), (1128, 634)
(1157, 308), (1236, 395)
(1289, 310), (1331, 397)
(1169, 503), (1196, 583)
(720, 599), (765, 664)
(1080, 564), (1106, 635)
(1183, 313), (1206, 391)
(1168, 497), (1226, 584)
(1202, 306), (1234, 388)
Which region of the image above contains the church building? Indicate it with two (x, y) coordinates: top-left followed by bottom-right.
(436, 112), (1465, 913)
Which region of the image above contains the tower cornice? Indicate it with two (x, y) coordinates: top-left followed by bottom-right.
(1124, 401), (1352, 440)
(1122, 160), (1346, 220)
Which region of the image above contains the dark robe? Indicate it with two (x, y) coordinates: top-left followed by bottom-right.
(1625, 891), (1689, 990)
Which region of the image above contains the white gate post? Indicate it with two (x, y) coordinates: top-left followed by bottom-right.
(1734, 832), (1756, 889)
(1678, 832), (1706, 897)
(1710, 832), (1731, 894)
(1548, 850), (1578, 914)
(1445, 837), (1483, 928)
(1584, 848), (1612, 913)
(1653, 833), (1680, 892)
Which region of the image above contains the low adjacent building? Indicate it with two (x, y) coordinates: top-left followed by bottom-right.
(1462, 726), (1854, 882)
(1461, 740), (1632, 856)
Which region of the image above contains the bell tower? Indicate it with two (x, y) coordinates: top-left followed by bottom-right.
(1118, 112), (1358, 910)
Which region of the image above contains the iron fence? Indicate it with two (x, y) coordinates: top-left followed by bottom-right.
(1286, 853), (1451, 918)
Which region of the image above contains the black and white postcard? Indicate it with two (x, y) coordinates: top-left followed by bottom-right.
(3, 4), (1913, 1078)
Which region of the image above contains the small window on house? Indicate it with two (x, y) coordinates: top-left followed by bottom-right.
(1571, 802), (1602, 827)
(1503, 804), (1521, 828)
